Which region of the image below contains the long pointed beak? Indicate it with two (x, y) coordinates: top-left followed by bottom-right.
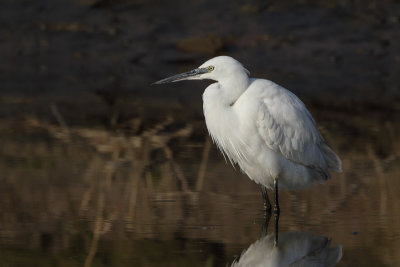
(153, 68), (208, 84)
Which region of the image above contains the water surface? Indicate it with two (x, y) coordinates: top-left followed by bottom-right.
(0, 109), (398, 266)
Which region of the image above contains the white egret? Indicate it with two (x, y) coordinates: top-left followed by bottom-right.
(154, 56), (342, 213)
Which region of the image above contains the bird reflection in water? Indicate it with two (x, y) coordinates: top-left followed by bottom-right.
(232, 214), (342, 267)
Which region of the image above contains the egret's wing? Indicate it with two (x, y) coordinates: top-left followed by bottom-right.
(256, 81), (330, 177)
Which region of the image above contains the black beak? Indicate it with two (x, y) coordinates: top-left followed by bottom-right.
(153, 68), (209, 84)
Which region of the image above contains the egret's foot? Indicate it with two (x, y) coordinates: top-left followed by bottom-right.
(273, 205), (280, 215)
(260, 212), (271, 238)
(263, 202), (272, 214)
(273, 211), (280, 247)
(260, 185), (272, 215)
(263, 207), (271, 221)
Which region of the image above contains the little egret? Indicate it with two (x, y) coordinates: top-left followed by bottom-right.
(154, 56), (342, 214)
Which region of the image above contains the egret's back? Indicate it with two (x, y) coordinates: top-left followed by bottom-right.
(252, 79), (342, 175)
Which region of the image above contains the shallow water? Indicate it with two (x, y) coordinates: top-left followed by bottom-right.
(0, 110), (399, 267)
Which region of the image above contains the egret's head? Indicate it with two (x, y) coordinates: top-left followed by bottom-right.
(153, 56), (250, 84)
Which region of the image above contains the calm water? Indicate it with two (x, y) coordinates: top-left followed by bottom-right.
(1, 0), (399, 265)
(0, 109), (399, 267)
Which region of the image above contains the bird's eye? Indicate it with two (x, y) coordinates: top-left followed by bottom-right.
(208, 66), (215, 72)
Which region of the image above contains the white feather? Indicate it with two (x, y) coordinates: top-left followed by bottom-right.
(201, 56), (341, 190)
(156, 55), (342, 191)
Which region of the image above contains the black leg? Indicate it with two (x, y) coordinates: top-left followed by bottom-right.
(260, 211), (271, 238)
(273, 179), (280, 215)
(274, 211), (280, 247)
(260, 185), (271, 213)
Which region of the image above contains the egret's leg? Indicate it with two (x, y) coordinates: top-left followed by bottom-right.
(274, 211), (280, 247)
(260, 185), (271, 213)
(260, 211), (271, 238)
(273, 179), (280, 215)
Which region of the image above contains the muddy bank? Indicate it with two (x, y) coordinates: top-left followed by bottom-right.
(0, 0), (399, 126)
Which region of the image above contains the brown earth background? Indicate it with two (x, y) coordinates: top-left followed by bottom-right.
(0, 0), (399, 266)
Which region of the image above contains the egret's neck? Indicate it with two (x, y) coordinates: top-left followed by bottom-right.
(202, 72), (250, 166)
(218, 73), (250, 106)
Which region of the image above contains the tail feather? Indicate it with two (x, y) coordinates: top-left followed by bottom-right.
(321, 143), (342, 172)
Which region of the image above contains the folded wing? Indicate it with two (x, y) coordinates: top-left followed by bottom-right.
(256, 82), (341, 178)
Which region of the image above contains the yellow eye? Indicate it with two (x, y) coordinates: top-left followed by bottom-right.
(208, 66), (215, 71)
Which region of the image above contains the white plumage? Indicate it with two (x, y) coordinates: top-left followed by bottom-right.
(154, 56), (342, 210)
